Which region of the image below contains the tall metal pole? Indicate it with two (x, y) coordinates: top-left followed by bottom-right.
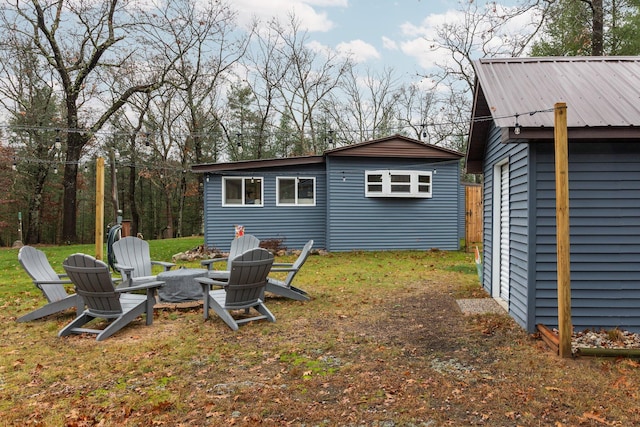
(554, 102), (573, 358)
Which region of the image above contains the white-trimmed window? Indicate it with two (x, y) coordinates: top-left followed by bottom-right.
(277, 177), (316, 206)
(365, 170), (432, 198)
(223, 177), (263, 206)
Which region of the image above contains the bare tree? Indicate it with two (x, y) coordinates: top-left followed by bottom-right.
(255, 14), (352, 155)
(328, 66), (401, 143)
(158, 0), (251, 235)
(393, 82), (438, 143)
(422, 0), (548, 150)
(2, 0), (174, 242)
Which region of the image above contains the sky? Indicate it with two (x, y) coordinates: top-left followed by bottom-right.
(230, 0), (525, 87)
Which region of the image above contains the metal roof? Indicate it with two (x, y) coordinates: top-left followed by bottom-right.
(467, 56), (640, 173)
(474, 56), (640, 128)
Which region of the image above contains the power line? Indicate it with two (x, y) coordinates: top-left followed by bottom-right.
(0, 107), (555, 141)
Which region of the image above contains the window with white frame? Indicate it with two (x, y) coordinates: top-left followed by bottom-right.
(277, 177), (316, 206)
(365, 170), (432, 198)
(222, 177), (263, 206)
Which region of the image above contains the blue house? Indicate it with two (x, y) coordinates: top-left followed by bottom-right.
(466, 57), (640, 333)
(193, 134), (464, 252)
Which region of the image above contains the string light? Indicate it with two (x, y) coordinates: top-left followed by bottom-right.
(1, 108), (555, 142)
(1, 107), (556, 172)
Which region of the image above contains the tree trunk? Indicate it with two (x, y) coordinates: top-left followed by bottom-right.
(176, 172), (186, 238)
(61, 131), (84, 243)
(591, 0), (604, 55)
(164, 183), (173, 239)
(110, 152), (119, 222)
(25, 168), (47, 244)
(129, 163), (139, 236)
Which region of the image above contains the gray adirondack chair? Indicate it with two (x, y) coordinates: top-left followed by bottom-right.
(17, 246), (83, 322)
(195, 248), (275, 330)
(59, 253), (164, 341)
(111, 236), (175, 287)
(201, 234), (260, 279)
(265, 240), (313, 301)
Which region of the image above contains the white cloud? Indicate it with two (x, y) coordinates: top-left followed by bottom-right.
(231, 0), (344, 32)
(306, 40), (332, 55)
(396, 5), (541, 72)
(382, 36), (398, 51)
(336, 39), (380, 63)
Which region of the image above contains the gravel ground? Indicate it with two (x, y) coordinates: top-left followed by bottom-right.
(458, 298), (640, 353)
(570, 328), (640, 350)
(456, 298), (507, 315)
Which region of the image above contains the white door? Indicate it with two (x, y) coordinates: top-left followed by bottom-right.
(492, 160), (510, 307)
(499, 163), (510, 302)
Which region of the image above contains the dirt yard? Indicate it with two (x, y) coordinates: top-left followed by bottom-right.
(3, 249), (640, 426)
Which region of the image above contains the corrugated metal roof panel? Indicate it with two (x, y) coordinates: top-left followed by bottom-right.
(474, 56), (640, 129)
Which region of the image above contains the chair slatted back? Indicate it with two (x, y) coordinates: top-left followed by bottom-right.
(63, 254), (122, 317)
(225, 248), (274, 308)
(18, 246), (69, 302)
(112, 236), (153, 278)
(226, 234), (261, 270)
(285, 240), (314, 285)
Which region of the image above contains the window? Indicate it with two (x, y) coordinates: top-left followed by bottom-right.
(365, 170), (432, 198)
(277, 177), (316, 206)
(223, 177), (263, 206)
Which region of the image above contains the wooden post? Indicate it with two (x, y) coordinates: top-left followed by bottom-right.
(554, 102), (572, 358)
(95, 157), (105, 260)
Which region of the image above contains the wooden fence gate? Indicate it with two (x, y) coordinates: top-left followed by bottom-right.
(465, 184), (483, 251)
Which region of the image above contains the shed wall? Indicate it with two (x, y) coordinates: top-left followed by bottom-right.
(325, 157), (461, 252)
(482, 125), (531, 330)
(533, 141), (640, 332)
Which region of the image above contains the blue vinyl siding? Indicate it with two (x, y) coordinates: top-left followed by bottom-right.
(326, 157), (461, 252)
(203, 164), (326, 251)
(533, 142), (640, 332)
(482, 124), (531, 330)
(458, 184), (465, 242)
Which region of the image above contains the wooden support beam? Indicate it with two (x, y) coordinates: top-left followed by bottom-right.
(537, 324), (559, 355)
(95, 157), (105, 260)
(554, 103), (572, 358)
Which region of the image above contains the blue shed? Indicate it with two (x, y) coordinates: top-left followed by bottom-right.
(193, 134), (464, 252)
(466, 57), (640, 333)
